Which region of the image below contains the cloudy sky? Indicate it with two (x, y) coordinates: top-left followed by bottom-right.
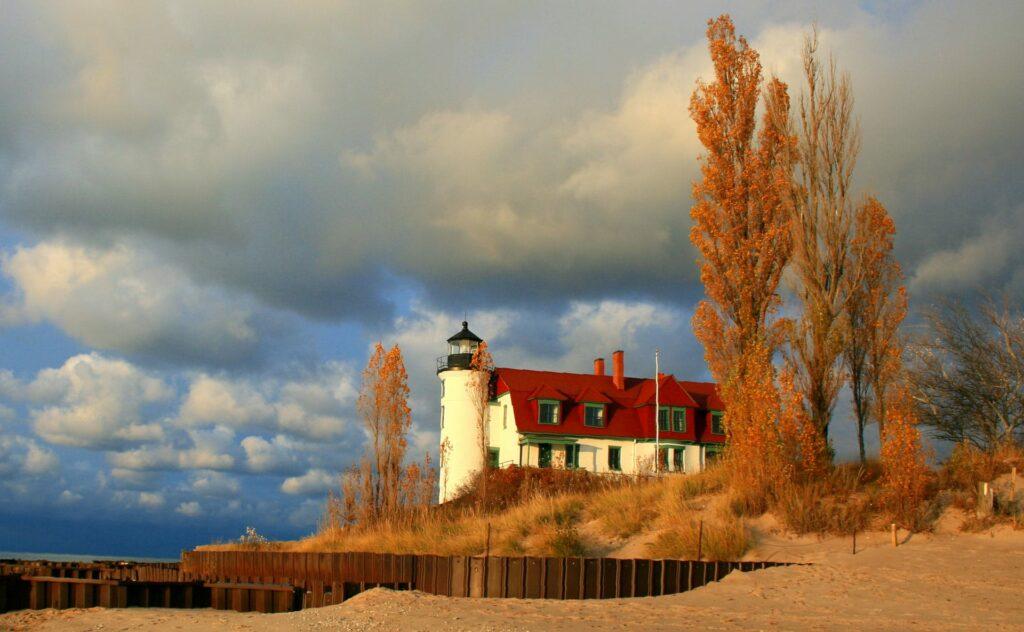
(0, 1), (1021, 557)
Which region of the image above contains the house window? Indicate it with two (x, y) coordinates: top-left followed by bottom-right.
(658, 448), (669, 471)
(711, 412), (725, 435)
(440, 406), (444, 429)
(441, 380), (445, 398)
(584, 404), (605, 427)
(502, 405), (508, 429)
(538, 443), (552, 468)
(564, 444), (580, 469)
(608, 446), (621, 471)
(488, 447), (500, 468)
(538, 400), (560, 425)
(658, 407), (670, 432)
(672, 408), (687, 433)
(673, 448), (684, 471)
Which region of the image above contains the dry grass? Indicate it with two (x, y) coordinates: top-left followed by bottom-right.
(585, 481), (660, 539)
(205, 450), (1024, 558)
(647, 516), (752, 560)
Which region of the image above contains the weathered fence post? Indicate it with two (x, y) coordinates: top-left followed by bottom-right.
(977, 482), (994, 518)
(696, 520), (704, 561)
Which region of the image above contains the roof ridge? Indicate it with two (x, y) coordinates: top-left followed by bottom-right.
(495, 366), (679, 382)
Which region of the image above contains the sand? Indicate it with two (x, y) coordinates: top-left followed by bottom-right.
(3, 527), (1022, 631)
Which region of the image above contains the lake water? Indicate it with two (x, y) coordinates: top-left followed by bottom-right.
(0, 550), (177, 563)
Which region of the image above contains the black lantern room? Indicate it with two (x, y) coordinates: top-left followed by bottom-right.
(437, 321), (483, 373)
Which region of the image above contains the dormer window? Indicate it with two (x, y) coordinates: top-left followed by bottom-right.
(711, 411), (725, 435)
(538, 400), (560, 425)
(584, 403), (605, 428)
(658, 406), (670, 432)
(672, 408), (687, 432)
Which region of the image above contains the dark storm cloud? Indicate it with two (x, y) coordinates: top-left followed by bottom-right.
(0, 1), (1020, 340)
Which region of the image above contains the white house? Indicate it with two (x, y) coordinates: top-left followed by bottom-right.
(437, 322), (726, 503)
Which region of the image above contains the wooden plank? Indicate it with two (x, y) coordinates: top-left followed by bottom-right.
(230, 587), (250, 612)
(450, 557), (468, 598)
(21, 576), (119, 585)
(543, 558), (564, 599)
(650, 560), (663, 597)
(484, 557), (504, 598)
(582, 558), (599, 599)
(435, 556), (451, 597)
(661, 560), (675, 596)
(47, 582), (69, 609)
(507, 557), (525, 599)
(633, 559), (650, 597)
(469, 557), (485, 598)
(564, 558), (582, 600)
(600, 558), (617, 599)
(614, 561), (630, 598)
(524, 557), (543, 599)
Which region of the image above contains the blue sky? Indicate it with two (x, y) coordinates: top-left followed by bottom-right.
(0, 1), (1021, 557)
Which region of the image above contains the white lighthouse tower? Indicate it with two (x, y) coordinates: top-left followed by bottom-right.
(437, 321), (486, 503)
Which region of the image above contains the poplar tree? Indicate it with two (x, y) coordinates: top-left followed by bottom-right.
(689, 15), (798, 490)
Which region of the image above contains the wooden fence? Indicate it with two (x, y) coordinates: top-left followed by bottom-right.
(1, 553), (795, 614)
(180, 551), (792, 605)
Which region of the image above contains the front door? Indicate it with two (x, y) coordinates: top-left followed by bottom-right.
(538, 443), (552, 468)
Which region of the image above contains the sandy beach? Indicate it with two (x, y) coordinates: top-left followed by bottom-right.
(3, 526), (1022, 631)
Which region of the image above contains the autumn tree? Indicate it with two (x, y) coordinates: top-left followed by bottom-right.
(880, 383), (930, 528)
(785, 30), (863, 444)
(323, 343), (436, 532)
(355, 342), (412, 520)
(689, 15), (796, 489)
(469, 341), (495, 507)
(844, 197), (906, 462)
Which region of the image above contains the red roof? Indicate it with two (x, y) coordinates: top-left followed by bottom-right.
(494, 368), (725, 444)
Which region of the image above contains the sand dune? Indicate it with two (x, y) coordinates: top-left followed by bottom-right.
(3, 527), (1022, 631)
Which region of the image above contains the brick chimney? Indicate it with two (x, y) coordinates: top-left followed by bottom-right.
(612, 350), (625, 390)
(593, 357), (606, 376)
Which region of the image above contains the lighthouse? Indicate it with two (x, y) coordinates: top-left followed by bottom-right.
(436, 321), (486, 503)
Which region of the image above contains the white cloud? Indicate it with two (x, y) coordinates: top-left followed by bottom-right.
(241, 434), (307, 474)
(190, 471), (240, 498)
(178, 375), (275, 429)
(58, 490), (83, 504)
(23, 440), (59, 474)
(26, 353), (171, 449)
(110, 490), (166, 510)
(177, 364), (356, 439)
(176, 501), (202, 517)
(0, 241), (262, 365)
(108, 442), (235, 472)
(281, 468), (334, 496)
(0, 435), (59, 476)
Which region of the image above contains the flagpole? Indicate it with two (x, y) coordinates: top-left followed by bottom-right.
(655, 348), (660, 474)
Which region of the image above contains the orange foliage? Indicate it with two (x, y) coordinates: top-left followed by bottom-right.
(880, 384), (930, 527)
(353, 343), (414, 520)
(323, 344), (435, 532)
(777, 367), (829, 480)
(845, 197), (907, 460)
(469, 341), (495, 506)
(689, 15), (799, 491)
